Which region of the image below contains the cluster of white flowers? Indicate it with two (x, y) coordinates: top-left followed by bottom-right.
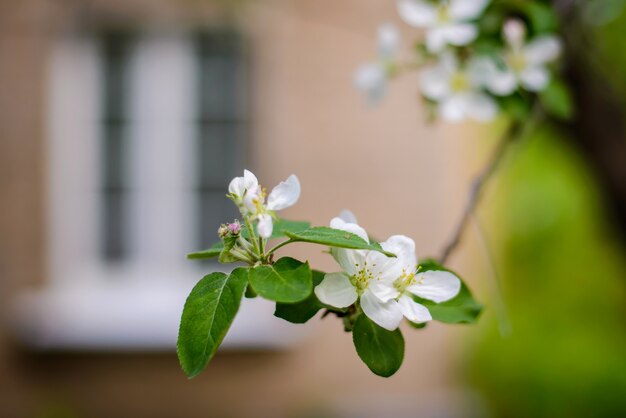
(355, 0), (563, 123)
(315, 212), (461, 330)
(228, 170), (300, 238)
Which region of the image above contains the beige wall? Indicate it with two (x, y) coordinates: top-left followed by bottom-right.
(0, 1), (486, 417)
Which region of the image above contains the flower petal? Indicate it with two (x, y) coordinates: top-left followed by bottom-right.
(377, 235), (417, 281)
(369, 278), (401, 302)
(408, 270), (461, 303)
(315, 272), (358, 308)
(354, 63), (387, 103)
(397, 0), (437, 27)
(360, 289), (403, 331)
(267, 174), (300, 211)
(440, 23), (478, 47)
(449, 0), (489, 21)
(468, 57), (517, 95)
(338, 209), (358, 224)
(519, 66), (550, 92)
(439, 94), (469, 122)
(398, 295), (432, 323)
(378, 23), (399, 59)
(329, 217), (369, 242)
(229, 169), (258, 197)
(425, 27), (449, 53)
(419, 65), (452, 100)
(523, 36), (561, 65)
(331, 248), (365, 277)
(257, 213), (274, 238)
(466, 92), (498, 122)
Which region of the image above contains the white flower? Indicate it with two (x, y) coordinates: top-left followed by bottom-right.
(397, 0), (490, 52)
(315, 216), (461, 330)
(476, 19), (562, 95)
(354, 23), (400, 103)
(227, 170), (301, 238)
(420, 52), (498, 122)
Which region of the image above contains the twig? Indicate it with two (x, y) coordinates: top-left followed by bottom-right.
(438, 120), (524, 265)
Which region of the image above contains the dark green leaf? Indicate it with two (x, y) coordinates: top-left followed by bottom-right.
(415, 259), (483, 324)
(539, 79), (574, 121)
(523, 2), (559, 34)
(352, 314), (404, 377)
(248, 257), (312, 303)
(187, 242), (223, 260)
(177, 268), (248, 378)
(284, 227), (396, 257)
(274, 270), (325, 323)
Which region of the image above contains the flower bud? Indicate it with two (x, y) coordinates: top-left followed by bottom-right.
(503, 18), (526, 48)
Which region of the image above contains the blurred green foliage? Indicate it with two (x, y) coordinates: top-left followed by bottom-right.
(468, 125), (626, 416)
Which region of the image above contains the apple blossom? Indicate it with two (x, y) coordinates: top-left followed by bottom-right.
(419, 52), (498, 122)
(397, 0), (490, 52)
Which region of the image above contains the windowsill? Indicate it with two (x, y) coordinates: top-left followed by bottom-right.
(11, 274), (314, 351)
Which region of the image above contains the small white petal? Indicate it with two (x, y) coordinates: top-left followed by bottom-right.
(419, 66), (452, 100)
(229, 169), (258, 197)
(378, 23), (399, 58)
(468, 57), (517, 95)
(466, 92), (498, 122)
(408, 270), (461, 303)
(331, 248), (366, 277)
(315, 272), (358, 308)
(257, 213), (274, 238)
(425, 27), (449, 53)
(519, 66), (550, 92)
(354, 63), (387, 103)
(378, 235), (417, 280)
(398, 295), (432, 323)
(329, 217), (369, 242)
(267, 174), (300, 211)
(439, 94), (469, 122)
(360, 289), (403, 331)
(369, 278), (401, 303)
(440, 23), (478, 47)
(523, 36), (562, 65)
(243, 184), (263, 214)
(397, 0), (437, 27)
(338, 209), (358, 224)
(449, 0), (490, 21)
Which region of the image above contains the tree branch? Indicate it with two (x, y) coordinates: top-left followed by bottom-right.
(438, 119), (525, 265)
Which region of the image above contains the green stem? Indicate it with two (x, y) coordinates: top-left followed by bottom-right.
(244, 216), (261, 255)
(266, 239), (298, 256)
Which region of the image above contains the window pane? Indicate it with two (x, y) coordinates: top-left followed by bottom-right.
(100, 32), (132, 262)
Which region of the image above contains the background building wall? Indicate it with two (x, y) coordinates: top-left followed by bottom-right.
(0, 1), (484, 417)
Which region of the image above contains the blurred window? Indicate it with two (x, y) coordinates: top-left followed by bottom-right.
(21, 29), (304, 350)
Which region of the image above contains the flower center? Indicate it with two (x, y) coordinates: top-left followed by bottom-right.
(351, 261), (379, 294)
(436, 5), (450, 24)
(507, 51), (527, 72)
(450, 71), (470, 92)
(393, 268), (421, 293)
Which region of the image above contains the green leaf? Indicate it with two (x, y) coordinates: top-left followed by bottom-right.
(274, 270), (325, 323)
(177, 268), (248, 378)
(284, 227), (396, 257)
(414, 259), (483, 324)
(187, 242), (223, 260)
(248, 257), (312, 303)
(352, 314), (405, 377)
(242, 218), (311, 240)
(523, 2), (559, 33)
(539, 79), (574, 121)
(270, 219), (311, 239)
